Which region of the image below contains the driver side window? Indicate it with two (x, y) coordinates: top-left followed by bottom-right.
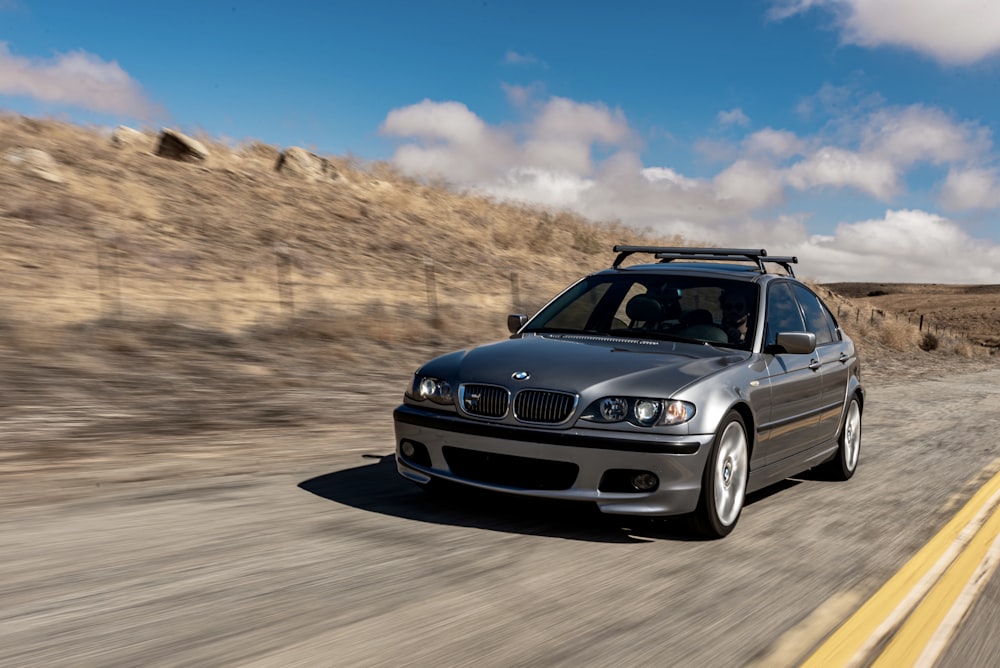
(764, 282), (805, 348)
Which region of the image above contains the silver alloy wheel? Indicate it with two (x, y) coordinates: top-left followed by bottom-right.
(714, 420), (748, 526)
(843, 399), (861, 472)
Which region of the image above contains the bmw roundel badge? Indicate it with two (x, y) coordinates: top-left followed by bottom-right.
(512, 371), (531, 381)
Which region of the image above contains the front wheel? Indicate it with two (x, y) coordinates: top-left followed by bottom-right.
(692, 411), (749, 539)
(821, 396), (861, 481)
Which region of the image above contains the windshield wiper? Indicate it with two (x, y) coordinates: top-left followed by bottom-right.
(527, 327), (603, 335)
(605, 329), (693, 343)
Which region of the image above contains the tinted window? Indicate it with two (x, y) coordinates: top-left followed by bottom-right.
(525, 273), (758, 349)
(792, 284), (838, 345)
(544, 282), (612, 330)
(765, 282), (805, 348)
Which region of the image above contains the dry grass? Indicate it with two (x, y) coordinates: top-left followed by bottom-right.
(1, 114), (682, 338)
(813, 285), (993, 360)
(823, 282), (1000, 350)
(1, 113), (995, 369)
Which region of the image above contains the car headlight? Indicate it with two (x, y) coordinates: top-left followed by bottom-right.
(408, 375), (453, 405)
(582, 397), (695, 427)
(599, 397), (629, 421)
(633, 399), (662, 426)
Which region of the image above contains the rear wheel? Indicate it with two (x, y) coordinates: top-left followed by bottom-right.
(821, 396), (861, 481)
(692, 411), (749, 539)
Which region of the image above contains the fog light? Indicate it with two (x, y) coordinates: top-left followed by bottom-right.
(401, 441), (416, 457)
(631, 472), (659, 491)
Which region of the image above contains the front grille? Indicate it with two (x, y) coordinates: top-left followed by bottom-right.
(460, 384), (509, 419)
(513, 389), (577, 424)
(442, 446), (579, 490)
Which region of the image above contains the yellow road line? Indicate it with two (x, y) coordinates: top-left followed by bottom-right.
(872, 501), (1000, 667)
(920, 528), (1000, 666)
(801, 466), (1000, 667)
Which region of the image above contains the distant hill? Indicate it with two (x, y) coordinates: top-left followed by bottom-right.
(823, 283), (1000, 348)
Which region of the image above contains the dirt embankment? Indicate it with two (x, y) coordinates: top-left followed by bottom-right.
(823, 283), (1000, 348)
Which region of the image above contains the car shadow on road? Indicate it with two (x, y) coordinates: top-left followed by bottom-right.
(299, 455), (717, 544)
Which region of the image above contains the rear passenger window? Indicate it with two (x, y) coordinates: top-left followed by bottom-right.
(792, 284), (837, 346)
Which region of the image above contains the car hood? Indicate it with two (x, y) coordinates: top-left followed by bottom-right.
(422, 333), (750, 398)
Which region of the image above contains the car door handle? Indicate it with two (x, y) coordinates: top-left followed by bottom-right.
(808, 359), (822, 371)
(839, 353), (850, 364)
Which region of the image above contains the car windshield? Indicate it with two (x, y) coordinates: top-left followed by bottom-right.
(523, 273), (759, 350)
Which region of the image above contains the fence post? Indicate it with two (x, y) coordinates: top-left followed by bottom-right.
(95, 231), (122, 318)
(425, 259), (439, 326)
(919, 314), (924, 331)
(510, 270), (520, 313)
(274, 243), (294, 315)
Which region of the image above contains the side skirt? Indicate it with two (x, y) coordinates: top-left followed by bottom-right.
(747, 441), (838, 494)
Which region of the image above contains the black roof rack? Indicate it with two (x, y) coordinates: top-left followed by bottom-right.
(611, 245), (798, 277)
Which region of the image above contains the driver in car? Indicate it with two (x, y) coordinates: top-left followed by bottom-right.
(720, 290), (752, 345)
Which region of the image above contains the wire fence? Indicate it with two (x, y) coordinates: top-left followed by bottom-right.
(831, 303), (997, 352)
(4, 240), (580, 337)
(6, 238), (996, 351)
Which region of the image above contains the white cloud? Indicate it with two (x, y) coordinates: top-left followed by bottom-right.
(744, 128), (805, 159)
(713, 160), (786, 209)
(525, 97), (635, 173)
(786, 147), (898, 199)
(694, 138), (739, 163)
(484, 167), (595, 208)
(502, 82), (544, 108)
(860, 105), (991, 167)
(531, 97), (632, 145)
(799, 209), (1000, 282)
(718, 108), (750, 127)
(641, 167), (699, 189)
(0, 42), (161, 118)
(770, 0), (1000, 65)
(381, 99), (488, 146)
(940, 167), (1000, 210)
(379, 99), (516, 181)
(380, 94), (1000, 282)
(767, 0), (823, 21)
(504, 50), (540, 66)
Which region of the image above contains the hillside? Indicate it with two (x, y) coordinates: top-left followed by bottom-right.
(0, 114), (677, 342)
(3, 114), (999, 355)
(823, 283), (1000, 348)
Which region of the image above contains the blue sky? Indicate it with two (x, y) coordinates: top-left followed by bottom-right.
(3, 0), (1000, 282)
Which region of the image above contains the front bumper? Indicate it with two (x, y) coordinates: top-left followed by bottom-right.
(393, 404), (714, 516)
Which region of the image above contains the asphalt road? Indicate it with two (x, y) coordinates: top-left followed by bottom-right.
(2, 367), (1000, 667)
(939, 564), (1000, 667)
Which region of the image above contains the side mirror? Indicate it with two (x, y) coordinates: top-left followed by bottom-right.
(774, 332), (816, 355)
(507, 314), (528, 334)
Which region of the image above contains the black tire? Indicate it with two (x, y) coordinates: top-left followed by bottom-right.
(692, 411), (749, 539)
(820, 396), (861, 481)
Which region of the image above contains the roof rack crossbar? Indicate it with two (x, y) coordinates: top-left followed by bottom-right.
(760, 256), (798, 277)
(612, 245), (767, 269)
(610, 245), (797, 275)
